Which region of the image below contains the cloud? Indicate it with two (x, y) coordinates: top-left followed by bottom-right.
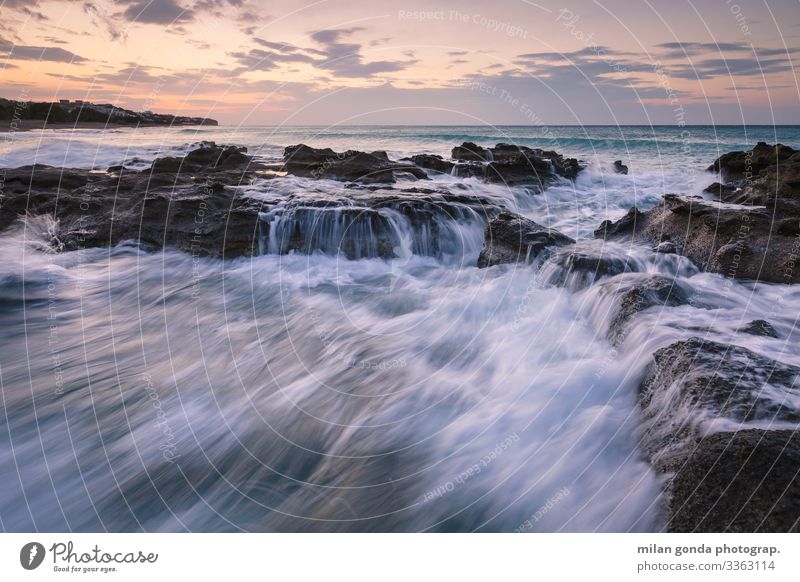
(310, 27), (416, 77)
(114, 0), (194, 24)
(18, 6), (49, 21)
(0, 37), (88, 63)
(668, 57), (796, 79)
(654, 41), (748, 58)
(230, 29), (416, 78)
(84, 2), (126, 41)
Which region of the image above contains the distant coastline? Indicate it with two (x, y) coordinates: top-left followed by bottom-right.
(0, 97), (218, 130)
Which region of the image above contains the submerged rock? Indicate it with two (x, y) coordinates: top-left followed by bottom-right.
(476, 211), (575, 268)
(613, 160), (628, 175)
(539, 245), (642, 291)
(739, 319), (780, 338)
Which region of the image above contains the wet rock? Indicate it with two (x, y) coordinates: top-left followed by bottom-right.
(703, 181), (738, 201)
(613, 160), (628, 175)
(484, 157), (551, 187)
(666, 429), (800, 532)
(595, 195), (800, 284)
(639, 337), (800, 532)
(541, 245), (641, 290)
(483, 144), (583, 185)
(607, 276), (689, 345)
(450, 161), (485, 179)
(594, 207), (646, 240)
(476, 211), (574, 268)
(706, 142), (800, 205)
(261, 206), (399, 259)
(283, 144), (427, 183)
(707, 142), (796, 182)
(451, 142), (489, 162)
(0, 144), (267, 257)
(404, 154), (454, 175)
(739, 319), (779, 338)
(654, 241), (680, 254)
(638, 337), (800, 468)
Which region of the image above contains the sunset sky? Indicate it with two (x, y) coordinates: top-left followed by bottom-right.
(1, 0), (798, 125)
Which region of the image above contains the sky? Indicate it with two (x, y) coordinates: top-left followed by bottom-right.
(0, 0), (798, 125)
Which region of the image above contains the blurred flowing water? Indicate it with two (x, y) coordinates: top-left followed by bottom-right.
(1, 125), (799, 531)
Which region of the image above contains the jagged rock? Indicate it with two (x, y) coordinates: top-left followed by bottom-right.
(706, 142), (800, 205)
(450, 161), (485, 179)
(707, 142), (796, 181)
(476, 211), (574, 268)
(613, 160), (628, 174)
(0, 144), (267, 257)
(739, 319), (779, 338)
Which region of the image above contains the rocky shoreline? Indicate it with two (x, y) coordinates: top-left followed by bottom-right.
(1, 138), (799, 532)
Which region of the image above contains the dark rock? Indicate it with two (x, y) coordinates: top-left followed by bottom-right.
(484, 157), (551, 187)
(666, 429), (800, 532)
(613, 160), (628, 175)
(450, 161), (485, 179)
(555, 157), (582, 180)
(595, 195), (800, 283)
(476, 211), (574, 268)
(707, 142), (796, 182)
(594, 207), (646, 240)
(638, 338), (800, 467)
(260, 190), (499, 259)
(0, 143), (267, 258)
(482, 144), (583, 185)
(282, 144), (427, 183)
(607, 276), (689, 345)
(654, 241), (680, 254)
(638, 337), (800, 532)
(451, 142), (489, 162)
(404, 154), (454, 175)
(706, 143), (800, 205)
(541, 245), (641, 290)
(703, 181), (739, 201)
(739, 319), (779, 338)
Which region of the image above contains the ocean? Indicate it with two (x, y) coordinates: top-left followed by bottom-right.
(1, 125), (799, 532)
